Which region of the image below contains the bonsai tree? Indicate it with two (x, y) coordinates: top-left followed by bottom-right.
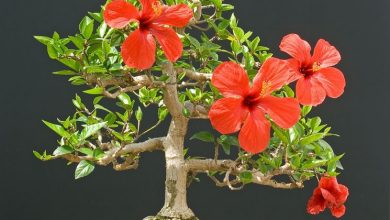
(34, 0), (349, 219)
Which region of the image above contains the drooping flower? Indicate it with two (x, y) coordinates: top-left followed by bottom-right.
(307, 176), (349, 218)
(208, 58), (301, 153)
(103, 0), (193, 70)
(279, 34), (346, 106)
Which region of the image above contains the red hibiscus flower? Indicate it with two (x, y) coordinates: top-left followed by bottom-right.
(208, 58), (301, 153)
(279, 34), (346, 106)
(307, 176), (349, 218)
(103, 0), (193, 70)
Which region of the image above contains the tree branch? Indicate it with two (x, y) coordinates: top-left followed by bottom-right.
(57, 137), (165, 171)
(162, 62), (184, 118)
(175, 68), (212, 82)
(186, 159), (303, 189)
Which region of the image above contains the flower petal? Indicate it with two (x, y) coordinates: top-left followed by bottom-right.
(296, 77), (326, 106)
(212, 62), (250, 97)
(103, 0), (139, 29)
(238, 108), (270, 153)
(140, 0), (159, 17)
(279, 34), (311, 64)
(307, 188), (326, 215)
(286, 59), (304, 84)
(150, 26), (183, 62)
(121, 29), (156, 70)
(153, 4), (193, 27)
(336, 184), (349, 204)
(319, 176), (340, 190)
(320, 188), (337, 204)
(257, 96), (300, 129)
(209, 97), (248, 134)
(253, 58), (292, 95)
(330, 205), (346, 218)
(312, 39), (341, 68)
(314, 67), (346, 98)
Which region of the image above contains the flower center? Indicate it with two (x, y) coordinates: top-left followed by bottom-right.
(243, 94), (261, 109)
(300, 62), (321, 78)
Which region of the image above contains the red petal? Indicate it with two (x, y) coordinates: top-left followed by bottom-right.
(320, 188), (337, 204)
(257, 96), (300, 129)
(312, 39), (341, 68)
(286, 59), (303, 84)
(307, 188), (327, 215)
(238, 108), (271, 153)
(212, 62), (250, 97)
(319, 176), (340, 191)
(336, 184), (349, 204)
(314, 67), (346, 98)
(209, 97), (248, 134)
(296, 77), (326, 106)
(330, 205), (346, 218)
(121, 29), (156, 70)
(140, 0), (159, 17)
(150, 26), (183, 62)
(279, 34), (311, 64)
(153, 4), (193, 27)
(103, 0), (139, 29)
(252, 58), (292, 95)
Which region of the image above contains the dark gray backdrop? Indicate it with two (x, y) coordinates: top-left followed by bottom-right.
(1, 0), (389, 219)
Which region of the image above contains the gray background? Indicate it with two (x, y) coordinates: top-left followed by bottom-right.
(0, 0), (389, 219)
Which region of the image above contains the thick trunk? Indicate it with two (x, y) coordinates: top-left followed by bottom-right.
(145, 118), (198, 220)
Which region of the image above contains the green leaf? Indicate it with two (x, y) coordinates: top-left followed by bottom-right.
(42, 120), (70, 137)
(300, 133), (324, 146)
(239, 171), (252, 184)
(301, 159), (327, 169)
(69, 36), (84, 49)
(118, 93), (132, 105)
(53, 146), (74, 156)
(34, 36), (52, 45)
(77, 148), (94, 156)
(190, 131), (215, 143)
(104, 112), (117, 125)
(158, 107), (169, 121)
(136, 107), (143, 121)
(79, 122), (106, 140)
(33, 151), (43, 160)
(301, 105), (312, 117)
(52, 70), (76, 76)
(83, 87), (104, 95)
(75, 160), (95, 179)
(327, 154), (345, 173)
(79, 16), (94, 39)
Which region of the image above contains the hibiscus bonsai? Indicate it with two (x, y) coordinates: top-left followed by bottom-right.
(34, 0), (349, 219)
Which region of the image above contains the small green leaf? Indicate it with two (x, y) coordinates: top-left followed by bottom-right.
(34, 36), (52, 45)
(158, 107), (169, 121)
(77, 148), (94, 156)
(79, 16), (94, 39)
(118, 93), (132, 105)
(301, 105), (312, 117)
(79, 122), (106, 140)
(75, 160), (95, 179)
(33, 151), (43, 160)
(239, 171), (252, 184)
(53, 146), (74, 156)
(300, 133), (324, 146)
(52, 70), (76, 76)
(83, 87), (104, 95)
(190, 131), (215, 143)
(42, 120), (70, 137)
(136, 107), (143, 121)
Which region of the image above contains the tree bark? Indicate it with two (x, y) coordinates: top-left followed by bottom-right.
(145, 62), (198, 220)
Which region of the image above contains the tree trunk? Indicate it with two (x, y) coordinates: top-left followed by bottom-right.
(144, 117), (198, 220)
